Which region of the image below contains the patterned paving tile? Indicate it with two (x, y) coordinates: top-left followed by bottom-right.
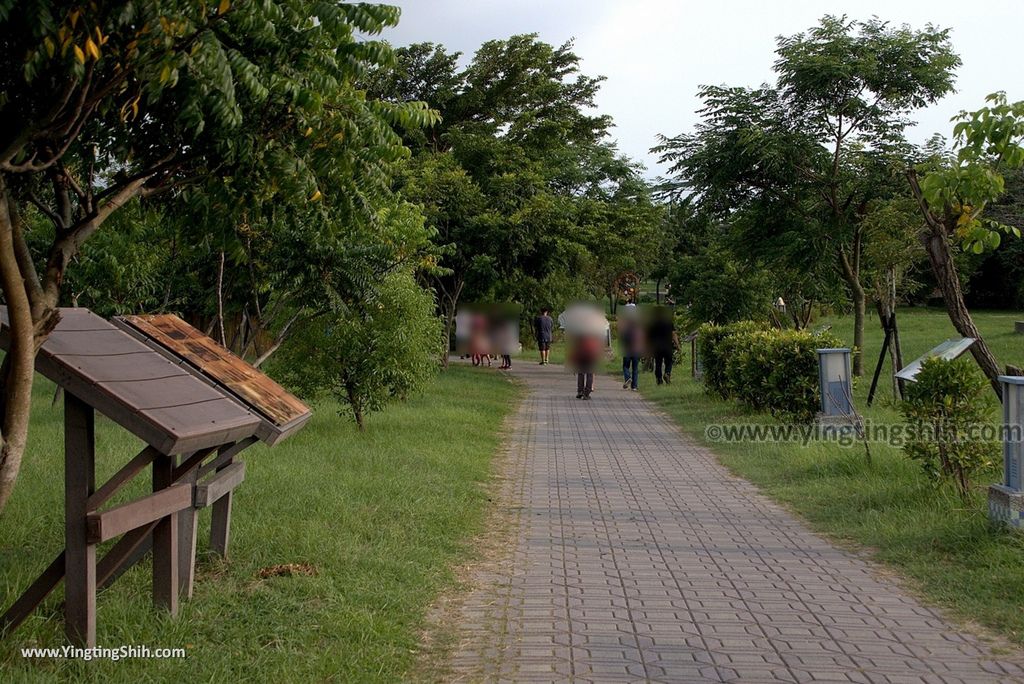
(446, 363), (1024, 682)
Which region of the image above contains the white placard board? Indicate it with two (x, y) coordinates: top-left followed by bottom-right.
(895, 338), (976, 382)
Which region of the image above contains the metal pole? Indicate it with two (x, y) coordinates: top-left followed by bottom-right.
(866, 318), (893, 407)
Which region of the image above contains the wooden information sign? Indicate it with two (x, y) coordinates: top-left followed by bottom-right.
(0, 308), (311, 647)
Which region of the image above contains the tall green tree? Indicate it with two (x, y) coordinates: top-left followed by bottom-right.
(273, 269), (443, 430)
(656, 16), (959, 374)
(907, 93), (1024, 397)
(0, 1), (432, 511)
(373, 36), (657, 359)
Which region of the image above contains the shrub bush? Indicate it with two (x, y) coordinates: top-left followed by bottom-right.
(899, 357), (998, 499)
(274, 272), (443, 429)
(697, 321), (760, 398)
(698, 321), (841, 421)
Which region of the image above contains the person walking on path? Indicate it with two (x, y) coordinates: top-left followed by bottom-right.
(647, 306), (679, 385)
(571, 333), (602, 399)
(496, 315), (517, 370)
(533, 308), (553, 365)
(619, 304), (642, 391)
(469, 311), (492, 367)
(562, 303), (609, 400)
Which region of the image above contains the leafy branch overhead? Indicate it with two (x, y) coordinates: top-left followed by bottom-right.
(0, 1), (440, 511)
(916, 93), (1024, 254)
(654, 15), (960, 375)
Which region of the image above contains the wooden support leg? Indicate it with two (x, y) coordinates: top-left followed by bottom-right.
(0, 552), (65, 636)
(151, 453), (179, 615)
(209, 453), (234, 558)
(64, 393), (96, 647)
(177, 464), (199, 600)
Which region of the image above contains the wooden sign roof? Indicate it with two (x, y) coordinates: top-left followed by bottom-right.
(0, 308), (261, 455)
(114, 314), (310, 445)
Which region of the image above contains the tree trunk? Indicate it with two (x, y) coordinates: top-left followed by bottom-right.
(885, 273), (904, 401)
(441, 300), (456, 370)
(837, 249), (865, 376)
(0, 166), (151, 512)
(874, 297), (903, 401)
(216, 250), (227, 347)
(251, 311), (301, 369)
(892, 312), (905, 399)
(907, 170), (1003, 399)
(851, 291), (865, 377)
(922, 229), (1003, 399)
(346, 381), (364, 431)
(436, 276), (463, 370)
(0, 185), (40, 511)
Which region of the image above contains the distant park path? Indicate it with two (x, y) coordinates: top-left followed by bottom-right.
(444, 362), (1024, 683)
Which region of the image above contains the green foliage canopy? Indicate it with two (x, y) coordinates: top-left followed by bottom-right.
(371, 36), (660, 323)
(654, 15), (959, 371)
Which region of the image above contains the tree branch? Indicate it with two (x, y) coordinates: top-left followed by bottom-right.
(26, 192), (63, 231)
(9, 200), (45, 320)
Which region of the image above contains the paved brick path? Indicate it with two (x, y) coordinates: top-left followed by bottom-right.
(446, 363), (1024, 683)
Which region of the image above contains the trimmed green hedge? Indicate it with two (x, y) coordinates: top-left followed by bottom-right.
(697, 322), (842, 421)
(697, 321), (760, 398)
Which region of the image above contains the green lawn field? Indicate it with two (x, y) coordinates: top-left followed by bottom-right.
(0, 365), (520, 682)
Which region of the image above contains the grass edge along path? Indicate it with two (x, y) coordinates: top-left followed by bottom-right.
(0, 364), (522, 683)
(635, 318), (1024, 650)
(410, 371), (529, 683)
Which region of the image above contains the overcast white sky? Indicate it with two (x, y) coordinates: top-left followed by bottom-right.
(378, 0), (1021, 178)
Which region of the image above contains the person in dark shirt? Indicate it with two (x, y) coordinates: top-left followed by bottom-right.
(646, 307), (679, 385)
(533, 308), (554, 365)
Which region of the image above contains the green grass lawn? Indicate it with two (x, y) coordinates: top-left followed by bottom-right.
(636, 307), (1024, 645)
(0, 365), (520, 682)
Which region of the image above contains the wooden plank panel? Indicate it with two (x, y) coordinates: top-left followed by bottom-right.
(38, 308), (109, 332)
(45, 329), (152, 357)
(97, 375), (226, 410)
(142, 399), (260, 445)
(58, 353), (190, 383)
(86, 484), (193, 543)
(120, 315), (309, 428)
(42, 356), (258, 456)
(194, 461), (245, 508)
(0, 306), (107, 332)
(0, 307), (261, 455)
